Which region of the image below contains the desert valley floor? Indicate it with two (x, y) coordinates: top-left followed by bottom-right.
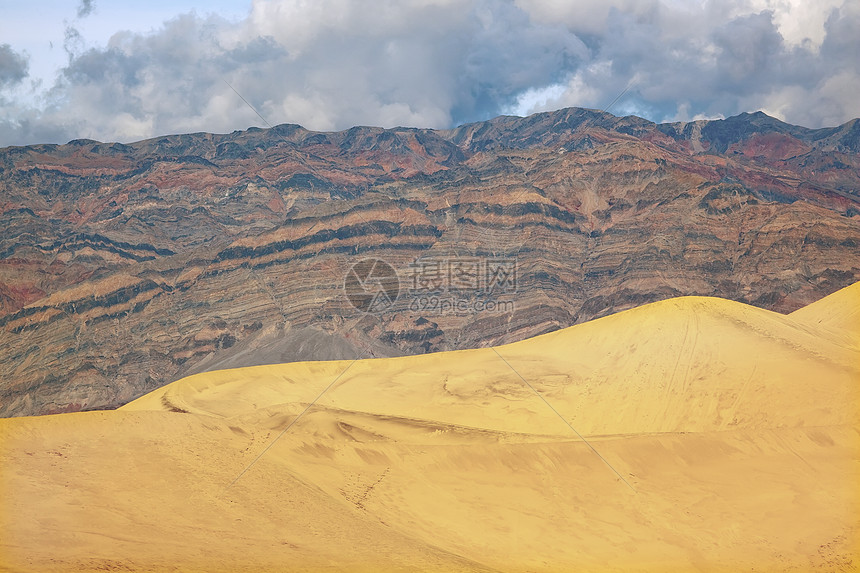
(1, 284), (858, 572)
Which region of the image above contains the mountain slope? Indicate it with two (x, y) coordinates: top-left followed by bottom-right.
(2, 285), (858, 572)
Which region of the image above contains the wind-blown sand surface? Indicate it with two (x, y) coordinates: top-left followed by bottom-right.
(2, 284), (858, 572)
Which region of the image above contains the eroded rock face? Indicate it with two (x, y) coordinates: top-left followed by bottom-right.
(1, 108), (858, 417)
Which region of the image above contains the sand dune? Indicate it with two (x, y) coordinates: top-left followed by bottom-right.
(2, 284), (858, 571)
(789, 281), (860, 349)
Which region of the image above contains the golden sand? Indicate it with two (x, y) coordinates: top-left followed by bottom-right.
(2, 284), (858, 571)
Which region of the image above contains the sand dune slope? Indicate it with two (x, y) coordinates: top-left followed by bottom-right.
(2, 284), (859, 572)
(789, 280), (860, 349)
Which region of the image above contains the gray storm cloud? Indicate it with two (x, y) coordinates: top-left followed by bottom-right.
(0, 44), (29, 88)
(0, 0), (858, 146)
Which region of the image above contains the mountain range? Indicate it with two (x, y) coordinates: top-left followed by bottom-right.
(1, 107), (859, 416)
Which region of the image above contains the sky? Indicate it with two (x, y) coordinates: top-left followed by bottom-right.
(0, 0), (858, 147)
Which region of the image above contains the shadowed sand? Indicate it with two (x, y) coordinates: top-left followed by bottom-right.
(2, 284), (858, 572)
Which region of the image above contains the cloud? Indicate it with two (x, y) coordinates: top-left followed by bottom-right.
(508, 0), (860, 125)
(77, 0), (95, 18)
(0, 44), (29, 88)
(0, 0), (858, 147)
